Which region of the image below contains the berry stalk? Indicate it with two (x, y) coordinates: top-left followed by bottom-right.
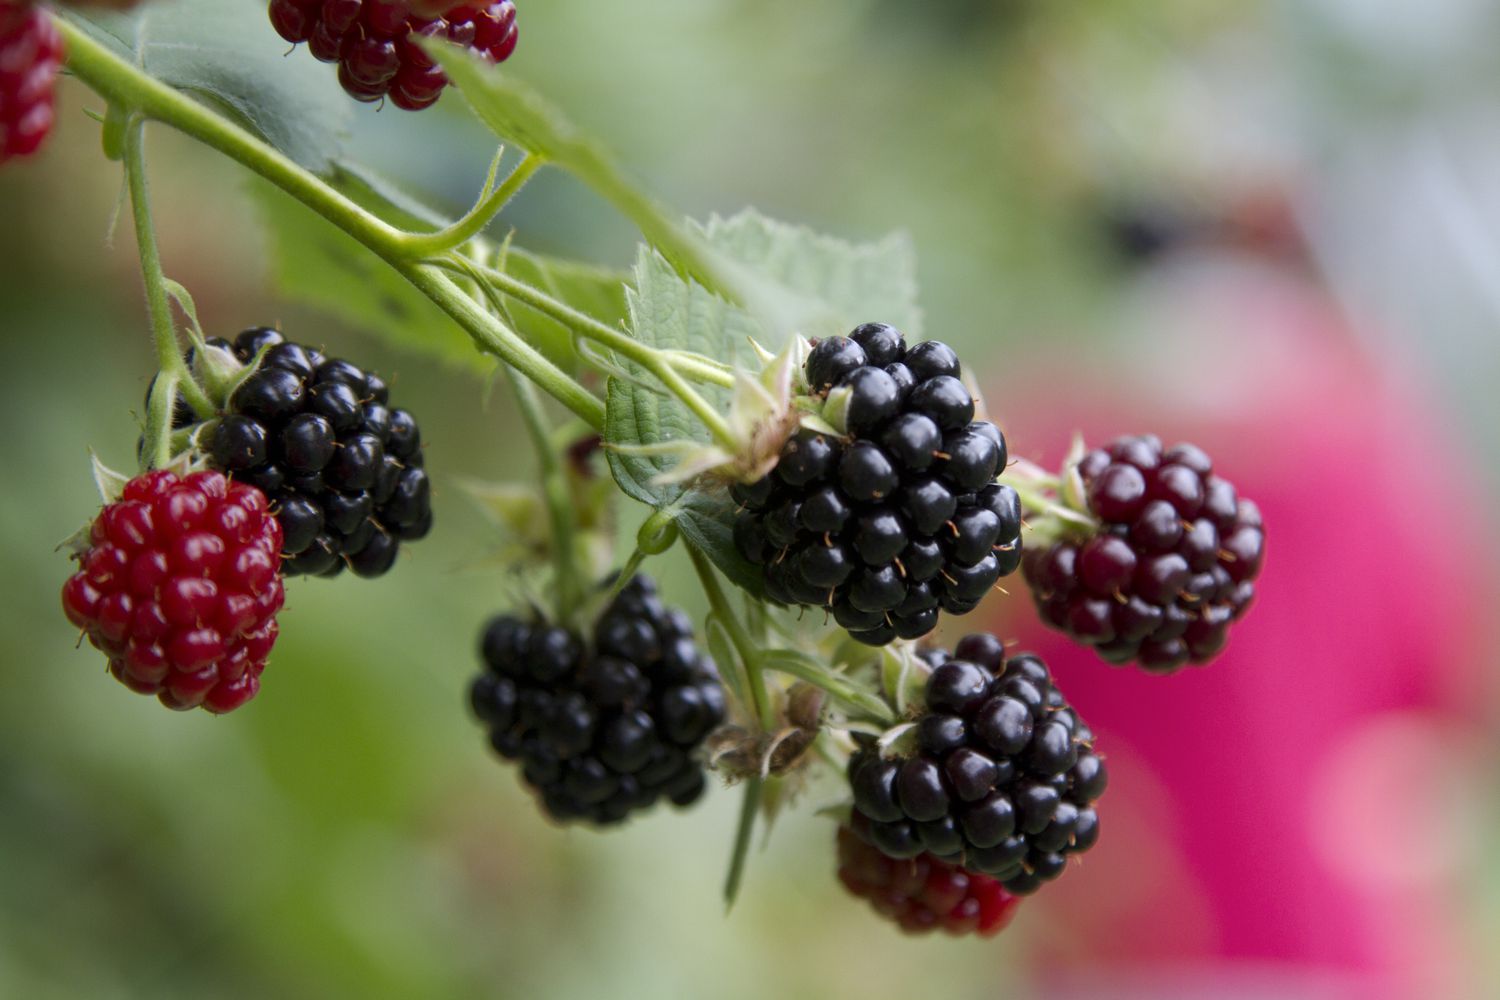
(122, 117), (215, 468)
(503, 364), (581, 621)
(56, 16), (605, 429)
(687, 543), (775, 731)
(394, 149), (542, 258)
(56, 15), (754, 455)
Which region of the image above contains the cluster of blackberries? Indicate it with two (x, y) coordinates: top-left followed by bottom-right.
(848, 634), (1105, 896)
(0, 3), (63, 164)
(836, 821), (1020, 937)
(733, 323), (1021, 646)
(268, 0), (518, 110)
(180, 327), (432, 579)
(1023, 435), (1264, 673)
(61, 470), (284, 714)
(469, 576), (726, 826)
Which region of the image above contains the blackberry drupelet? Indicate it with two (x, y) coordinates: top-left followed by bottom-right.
(61, 470), (284, 713)
(176, 327), (433, 579)
(734, 323), (1021, 645)
(836, 821), (1020, 937)
(847, 634), (1105, 896)
(268, 0), (518, 110)
(1022, 434), (1265, 673)
(468, 576), (726, 826)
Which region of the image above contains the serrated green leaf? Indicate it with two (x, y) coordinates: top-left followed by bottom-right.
(248, 173), (627, 374)
(62, 0), (350, 171)
(605, 209), (921, 591)
(605, 242), (763, 593)
(697, 210), (923, 341)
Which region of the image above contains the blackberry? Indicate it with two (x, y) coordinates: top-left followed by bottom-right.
(174, 328), (433, 579)
(734, 323), (1020, 645)
(836, 821), (1020, 937)
(60, 470), (285, 714)
(1022, 435), (1265, 673)
(468, 576), (726, 826)
(847, 635), (1105, 896)
(0, 4), (63, 164)
(268, 0), (518, 110)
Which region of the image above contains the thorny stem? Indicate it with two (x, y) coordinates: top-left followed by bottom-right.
(123, 118), (214, 470)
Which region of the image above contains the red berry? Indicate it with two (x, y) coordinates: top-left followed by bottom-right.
(0, 4), (63, 164)
(61, 470), (286, 713)
(836, 822), (1021, 937)
(267, 0), (518, 110)
(1023, 435), (1266, 672)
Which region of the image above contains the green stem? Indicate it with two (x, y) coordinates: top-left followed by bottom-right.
(504, 366), (580, 621)
(465, 261), (734, 388)
(455, 260), (739, 448)
(401, 264), (606, 429)
(722, 776), (762, 912)
(396, 152), (544, 258)
(123, 118), (214, 471)
(758, 652), (894, 725)
(688, 545), (775, 731)
(142, 372), (179, 470)
(59, 19), (604, 430)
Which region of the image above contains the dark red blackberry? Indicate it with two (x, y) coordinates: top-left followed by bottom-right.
(0, 4), (63, 164)
(468, 576), (726, 826)
(734, 323), (1020, 645)
(848, 636), (1105, 896)
(268, 0), (518, 110)
(1022, 435), (1265, 673)
(168, 328), (433, 579)
(61, 470), (285, 714)
(836, 821), (1021, 937)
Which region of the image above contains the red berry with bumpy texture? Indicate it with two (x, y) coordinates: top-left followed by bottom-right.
(837, 821), (1021, 937)
(735, 323), (1021, 646)
(61, 470), (285, 713)
(0, 4), (64, 164)
(268, 0), (518, 110)
(1022, 435), (1265, 672)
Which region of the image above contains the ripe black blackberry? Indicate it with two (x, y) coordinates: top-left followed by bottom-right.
(1022, 435), (1265, 673)
(847, 634), (1105, 896)
(468, 575), (726, 826)
(168, 327), (433, 579)
(734, 323), (1021, 645)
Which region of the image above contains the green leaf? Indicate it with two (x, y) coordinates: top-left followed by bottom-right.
(697, 210), (923, 340)
(605, 242), (763, 593)
(605, 209), (921, 591)
(61, 0), (350, 171)
(248, 172), (627, 374)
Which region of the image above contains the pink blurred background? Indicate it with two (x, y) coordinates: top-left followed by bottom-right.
(985, 242), (1500, 999)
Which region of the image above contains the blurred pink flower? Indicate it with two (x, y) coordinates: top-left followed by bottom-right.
(977, 255), (1498, 998)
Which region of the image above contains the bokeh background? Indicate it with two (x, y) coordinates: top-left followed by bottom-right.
(4, 1), (1500, 997)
